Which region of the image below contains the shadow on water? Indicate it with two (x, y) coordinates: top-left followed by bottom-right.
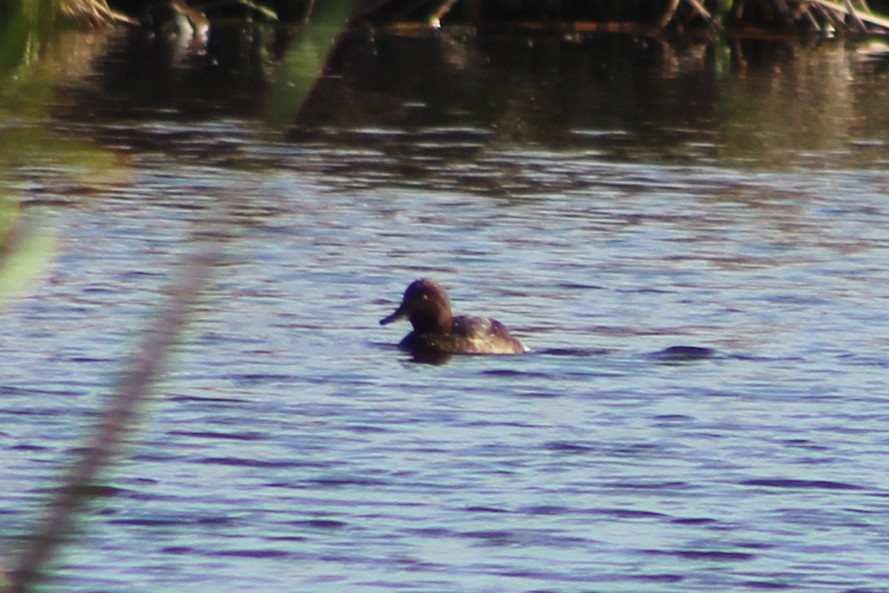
(384, 345), (717, 365)
(648, 345), (717, 363)
(521, 345), (717, 364)
(534, 347), (615, 357)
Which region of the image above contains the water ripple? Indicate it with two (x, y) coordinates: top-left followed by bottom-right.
(3, 29), (889, 593)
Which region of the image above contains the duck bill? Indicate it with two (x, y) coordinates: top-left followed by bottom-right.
(379, 306), (405, 326)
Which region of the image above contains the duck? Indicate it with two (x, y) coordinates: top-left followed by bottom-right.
(380, 278), (527, 356)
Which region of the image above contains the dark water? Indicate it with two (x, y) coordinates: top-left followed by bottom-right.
(2, 25), (889, 592)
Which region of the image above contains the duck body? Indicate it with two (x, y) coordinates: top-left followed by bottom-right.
(380, 279), (526, 356)
(398, 315), (525, 355)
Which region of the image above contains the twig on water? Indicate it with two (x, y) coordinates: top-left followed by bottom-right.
(808, 0), (889, 32)
(429, 0), (459, 27)
(844, 0), (868, 30)
(685, 0), (717, 25)
(657, 0), (681, 30)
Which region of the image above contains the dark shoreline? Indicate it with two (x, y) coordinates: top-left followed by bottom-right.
(33, 0), (889, 35)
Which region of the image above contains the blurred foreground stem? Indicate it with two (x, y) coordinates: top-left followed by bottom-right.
(9, 249), (221, 593)
(266, 0), (361, 128)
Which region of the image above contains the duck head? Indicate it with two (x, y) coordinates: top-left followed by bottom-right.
(379, 278), (453, 334)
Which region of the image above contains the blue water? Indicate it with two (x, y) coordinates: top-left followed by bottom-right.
(3, 28), (889, 593)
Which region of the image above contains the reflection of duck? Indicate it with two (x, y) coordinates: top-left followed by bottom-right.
(380, 279), (527, 356)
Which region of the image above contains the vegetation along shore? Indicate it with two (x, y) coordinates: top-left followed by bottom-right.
(8, 0), (889, 35)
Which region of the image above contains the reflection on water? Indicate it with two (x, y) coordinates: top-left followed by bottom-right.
(2, 24), (889, 593)
(44, 25), (889, 195)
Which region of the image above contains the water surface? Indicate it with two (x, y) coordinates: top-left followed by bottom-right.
(2, 26), (889, 592)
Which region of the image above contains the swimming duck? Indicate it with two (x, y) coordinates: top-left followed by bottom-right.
(380, 278), (527, 356)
